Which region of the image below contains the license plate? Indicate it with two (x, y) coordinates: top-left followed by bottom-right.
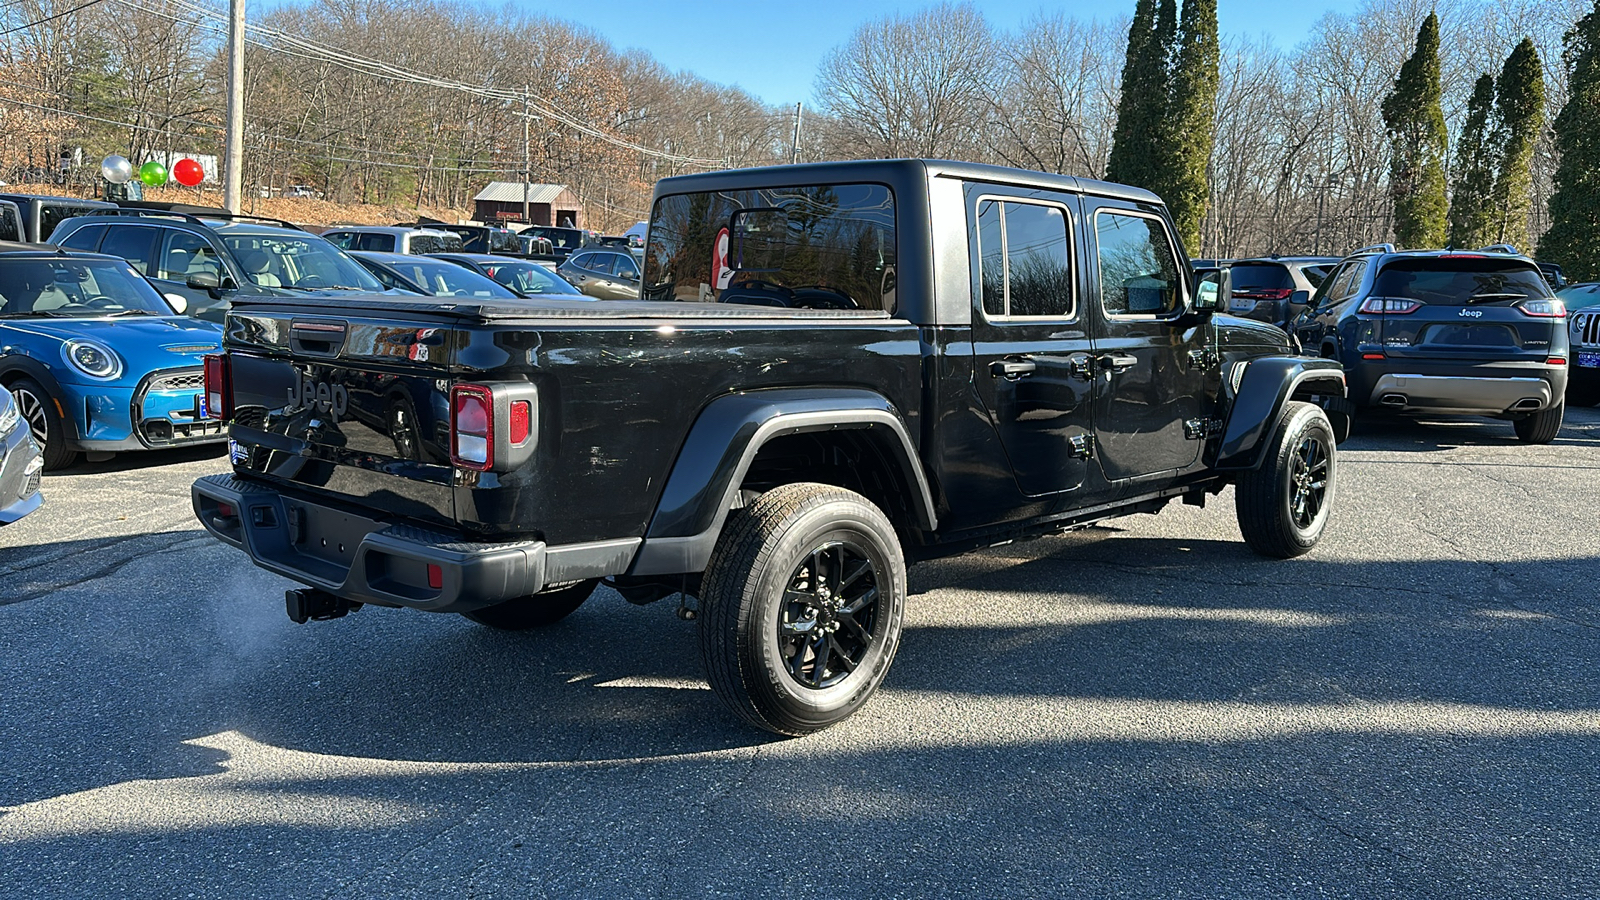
(1579, 351), (1600, 368)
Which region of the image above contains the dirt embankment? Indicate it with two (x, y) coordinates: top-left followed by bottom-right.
(8, 183), (473, 230)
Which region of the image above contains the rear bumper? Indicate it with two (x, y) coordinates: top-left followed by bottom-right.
(1365, 372), (1554, 414)
(192, 473), (638, 613)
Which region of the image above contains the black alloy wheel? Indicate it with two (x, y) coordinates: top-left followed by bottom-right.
(1236, 401), (1337, 558)
(775, 541), (881, 690)
(1287, 432), (1330, 530)
(699, 482), (906, 736)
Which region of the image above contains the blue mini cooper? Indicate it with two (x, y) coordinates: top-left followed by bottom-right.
(0, 245), (225, 469)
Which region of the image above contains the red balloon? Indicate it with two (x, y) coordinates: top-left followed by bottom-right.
(172, 158), (204, 187)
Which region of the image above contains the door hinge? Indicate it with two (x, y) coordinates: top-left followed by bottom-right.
(1183, 417), (1224, 440)
(1188, 348), (1221, 371)
(1068, 434), (1095, 458)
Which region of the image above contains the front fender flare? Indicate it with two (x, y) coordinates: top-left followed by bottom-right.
(1214, 356), (1345, 470)
(628, 388), (935, 576)
(0, 354), (81, 442)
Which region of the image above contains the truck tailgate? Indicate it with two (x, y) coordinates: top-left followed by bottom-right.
(226, 304), (463, 529)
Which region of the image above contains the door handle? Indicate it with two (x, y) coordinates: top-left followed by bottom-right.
(1067, 353), (1094, 380)
(990, 357), (1037, 379)
(1098, 353), (1138, 373)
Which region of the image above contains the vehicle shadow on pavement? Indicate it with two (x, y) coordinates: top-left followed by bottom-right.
(1344, 406), (1600, 452)
(45, 443), (229, 476)
(3, 531), (1598, 899)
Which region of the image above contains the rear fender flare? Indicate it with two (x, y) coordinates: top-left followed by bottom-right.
(629, 388), (935, 576)
(1215, 357), (1345, 470)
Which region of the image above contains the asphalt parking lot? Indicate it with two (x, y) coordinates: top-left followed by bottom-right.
(3, 408), (1598, 899)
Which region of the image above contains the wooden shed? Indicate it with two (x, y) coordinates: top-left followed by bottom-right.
(472, 183), (584, 227)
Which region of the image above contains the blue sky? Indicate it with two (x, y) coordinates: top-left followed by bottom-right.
(544, 0), (1369, 106)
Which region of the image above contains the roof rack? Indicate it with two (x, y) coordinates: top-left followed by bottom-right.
(87, 207), (305, 232)
(1350, 243), (1396, 255)
(1476, 243), (1520, 255)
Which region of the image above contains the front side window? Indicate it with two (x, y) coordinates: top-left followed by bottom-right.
(0, 204), (20, 242)
(57, 223), (105, 252)
(644, 182), (897, 312)
(157, 230), (212, 281)
(1095, 212), (1182, 316)
(975, 198), (1073, 319)
(324, 231), (355, 249)
(355, 233), (396, 252)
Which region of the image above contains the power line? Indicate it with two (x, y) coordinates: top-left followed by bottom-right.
(0, 0), (110, 35)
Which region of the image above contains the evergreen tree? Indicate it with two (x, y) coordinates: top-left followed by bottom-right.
(1381, 13), (1449, 248)
(1447, 74), (1497, 248)
(1107, 0), (1164, 189)
(1167, 0), (1220, 250)
(1489, 37), (1545, 248)
(1541, 3), (1600, 281)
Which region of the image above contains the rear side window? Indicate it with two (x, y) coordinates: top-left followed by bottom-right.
(975, 198), (1074, 319)
(409, 234), (456, 254)
(99, 225), (159, 275)
(355, 233), (396, 252)
(1372, 259), (1551, 305)
(0, 204), (20, 242)
(57, 223), (106, 251)
(1095, 211), (1182, 316)
(645, 182), (897, 312)
(41, 204), (101, 241)
(1230, 263), (1292, 292)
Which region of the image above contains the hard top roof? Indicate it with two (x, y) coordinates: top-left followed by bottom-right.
(652, 158), (1163, 206)
(327, 224), (455, 235)
(0, 192), (114, 206)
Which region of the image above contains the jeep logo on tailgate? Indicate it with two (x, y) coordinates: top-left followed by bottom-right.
(1459, 308), (1483, 318)
(288, 375), (349, 416)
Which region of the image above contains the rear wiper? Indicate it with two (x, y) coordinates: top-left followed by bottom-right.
(1467, 292), (1525, 302)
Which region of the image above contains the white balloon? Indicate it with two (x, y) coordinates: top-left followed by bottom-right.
(100, 155), (134, 185)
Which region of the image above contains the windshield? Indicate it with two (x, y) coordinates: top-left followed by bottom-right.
(0, 257), (178, 317)
(480, 261), (577, 296)
(396, 259), (518, 298)
(220, 233), (384, 291)
(643, 183), (898, 312)
(1371, 258), (1551, 305)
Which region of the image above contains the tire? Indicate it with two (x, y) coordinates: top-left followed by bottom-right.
(698, 483), (906, 736)
(461, 579), (598, 630)
(1513, 400), (1563, 444)
(1235, 401), (1336, 559)
(9, 378), (77, 470)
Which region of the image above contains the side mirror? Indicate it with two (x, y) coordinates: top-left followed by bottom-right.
(163, 293), (188, 314)
(1194, 267), (1228, 312)
(186, 271), (220, 291)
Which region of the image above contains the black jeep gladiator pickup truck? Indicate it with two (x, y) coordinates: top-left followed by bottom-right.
(193, 160), (1346, 735)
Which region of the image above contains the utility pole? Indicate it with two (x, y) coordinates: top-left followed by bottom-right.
(790, 102), (803, 165)
(223, 0), (245, 213)
(521, 86), (531, 225)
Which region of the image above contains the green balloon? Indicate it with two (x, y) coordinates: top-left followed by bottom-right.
(138, 160), (168, 187)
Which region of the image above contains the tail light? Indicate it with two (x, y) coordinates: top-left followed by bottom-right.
(1516, 298), (1566, 318)
(202, 353), (232, 420)
(1232, 287), (1294, 301)
(451, 384), (494, 470)
(449, 382), (538, 472)
(1358, 297), (1422, 314)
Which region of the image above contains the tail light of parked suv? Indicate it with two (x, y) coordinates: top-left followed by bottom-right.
(1232, 287), (1294, 301)
(449, 382), (538, 472)
(1515, 298), (1566, 318)
(202, 353), (232, 420)
(1358, 297), (1423, 314)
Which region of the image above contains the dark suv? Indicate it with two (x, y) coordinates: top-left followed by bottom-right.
(1290, 244), (1568, 442)
(49, 210), (400, 321)
(1225, 256), (1340, 328)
